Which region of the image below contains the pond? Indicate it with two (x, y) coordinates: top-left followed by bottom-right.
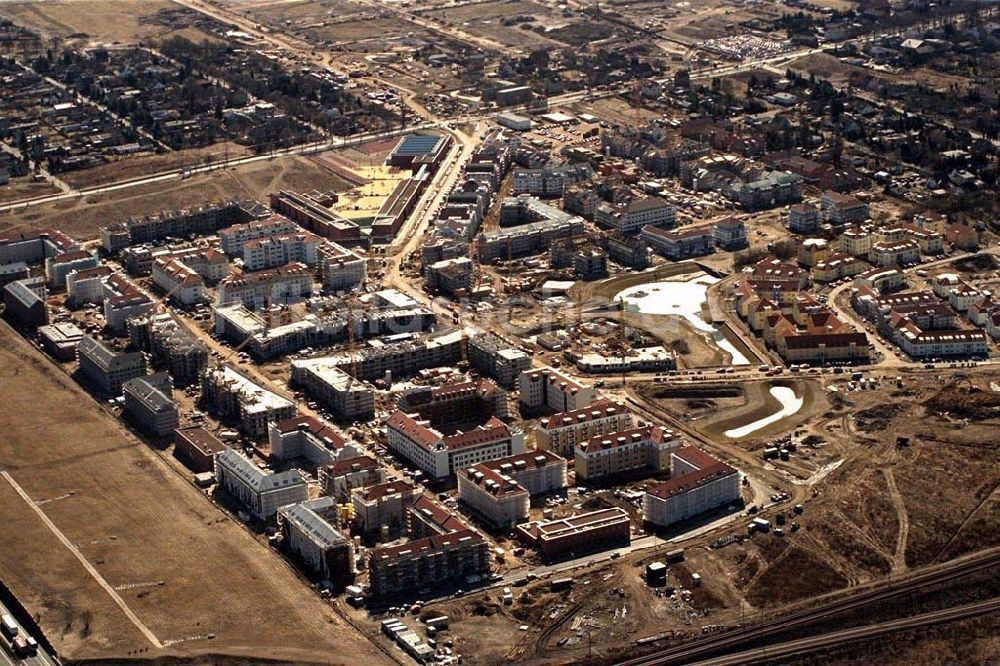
(616, 275), (750, 365)
(724, 386), (804, 438)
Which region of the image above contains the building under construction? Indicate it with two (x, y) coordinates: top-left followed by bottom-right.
(200, 365), (296, 438)
(303, 329), (467, 383)
(128, 313), (209, 386)
(100, 199), (268, 254)
(466, 332), (532, 388)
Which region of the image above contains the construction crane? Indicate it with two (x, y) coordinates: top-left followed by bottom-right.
(346, 294), (358, 379)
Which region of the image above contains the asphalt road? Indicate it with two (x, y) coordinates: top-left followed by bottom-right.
(0, 597), (59, 666)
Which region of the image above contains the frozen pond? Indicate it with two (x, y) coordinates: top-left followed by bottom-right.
(617, 275), (750, 365)
(724, 386), (803, 438)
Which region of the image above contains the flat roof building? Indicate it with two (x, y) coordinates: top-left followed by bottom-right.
(516, 507), (630, 560)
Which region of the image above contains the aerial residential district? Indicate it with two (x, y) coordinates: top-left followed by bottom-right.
(0, 1), (997, 665)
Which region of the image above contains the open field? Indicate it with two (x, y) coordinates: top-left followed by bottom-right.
(58, 142), (255, 190)
(0, 179), (59, 205)
(0, 154), (351, 240)
(423, 0), (567, 50)
(0, 321), (391, 663)
(0, 0), (218, 45)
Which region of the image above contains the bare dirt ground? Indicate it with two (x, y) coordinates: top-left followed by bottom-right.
(0, 179), (59, 205)
(0, 155), (350, 240)
(815, 612), (1000, 665)
(0, 0), (217, 45)
(0, 322), (391, 664)
(59, 142), (255, 190)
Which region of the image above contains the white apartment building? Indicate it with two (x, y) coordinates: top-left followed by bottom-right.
(268, 415), (361, 466)
(820, 191), (869, 225)
(643, 447), (740, 527)
(290, 357), (375, 423)
(122, 372), (179, 437)
(152, 256), (206, 306)
(519, 366), (596, 413)
(351, 479), (423, 536)
(575, 425), (682, 482)
(45, 250), (98, 289)
(219, 215), (299, 255)
(319, 242), (367, 292)
(457, 465), (530, 528)
(66, 265), (113, 307)
(457, 449), (567, 528)
(386, 410), (525, 480)
(534, 399), (632, 457)
(102, 273), (154, 333)
(242, 232), (321, 271)
(217, 262), (313, 310)
(215, 447), (309, 520)
(870, 240), (920, 267)
(595, 198), (676, 234)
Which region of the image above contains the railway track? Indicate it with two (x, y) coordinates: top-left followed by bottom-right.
(616, 548), (1000, 666)
(682, 597), (1000, 666)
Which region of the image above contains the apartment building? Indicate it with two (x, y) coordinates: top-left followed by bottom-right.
(870, 240), (920, 267)
(66, 265), (113, 307)
(127, 314), (208, 387)
(101, 274), (154, 333)
(397, 379), (508, 429)
(467, 332), (532, 388)
(277, 497), (355, 583)
(152, 256), (206, 306)
(351, 480), (423, 537)
(318, 242), (366, 293)
(100, 199), (264, 253)
(425, 257), (474, 297)
(242, 232), (321, 271)
(215, 447), (308, 520)
(480, 196), (585, 262)
(308, 329), (464, 382)
(519, 366), (596, 413)
(290, 358), (375, 423)
(575, 425), (682, 482)
(820, 191), (869, 225)
(386, 410), (525, 480)
(368, 525), (489, 597)
(218, 215), (299, 255)
(217, 262), (313, 310)
(456, 464), (529, 528)
(643, 447), (741, 528)
(787, 203), (819, 233)
(457, 450), (567, 528)
(319, 455), (386, 500)
(853, 268), (905, 294)
(713, 216), (748, 250)
(595, 197), (675, 234)
(76, 335), (147, 395)
(0, 228), (78, 265)
(511, 163), (593, 198)
(45, 250), (98, 289)
(122, 372), (179, 437)
(38, 322), (85, 361)
(534, 399), (632, 457)
(268, 415), (360, 467)
(200, 365), (296, 438)
(2, 277), (48, 328)
(641, 225), (714, 260)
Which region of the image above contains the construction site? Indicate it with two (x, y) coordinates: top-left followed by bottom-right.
(0, 0), (998, 664)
